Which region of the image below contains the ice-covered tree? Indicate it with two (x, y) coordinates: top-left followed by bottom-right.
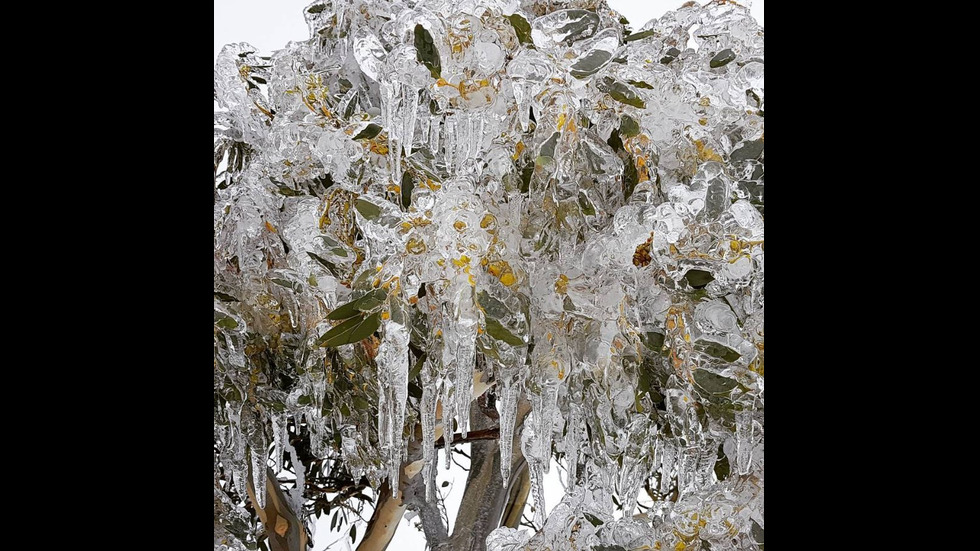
(214, 1), (763, 550)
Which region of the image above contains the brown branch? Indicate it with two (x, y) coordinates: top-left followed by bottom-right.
(434, 427), (499, 449)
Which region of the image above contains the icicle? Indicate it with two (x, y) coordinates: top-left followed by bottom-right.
(283, 435), (305, 520)
(429, 116), (441, 160)
(531, 384), (557, 474)
(421, 379), (438, 501)
(444, 113), (456, 173)
(378, 321), (410, 492)
(232, 467), (248, 504)
(443, 384), (455, 470)
(497, 379), (519, 484)
(271, 414), (286, 474)
(419, 112), (431, 148)
(695, 442), (716, 490)
(402, 85), (419, 157)
(678, 446), (697, 496)
(457, 113), (470, 168)
(564, 406), (579, 491)
(529, 461), (546, 527)
(455, 295), (477, 438)
(522, 418), (546, 527)
(382, 81), (402, 185)
(735, 410), (754, 475)
(659, 442), (675, 495)
(514, 82), (531, 132)
(250, 444), (267, 509)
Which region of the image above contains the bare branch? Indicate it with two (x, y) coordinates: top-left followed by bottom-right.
(434, 427), (500, 449)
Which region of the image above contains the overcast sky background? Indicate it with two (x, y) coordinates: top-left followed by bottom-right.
(214, 0), (764, 62)
(214, 1), (763, 549)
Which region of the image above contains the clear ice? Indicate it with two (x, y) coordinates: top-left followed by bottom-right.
(214, 0), (764, 549)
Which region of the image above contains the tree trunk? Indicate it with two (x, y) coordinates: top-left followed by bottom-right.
(448, 397), (531, 551)
(246, 467), (308, 551)
(357, 480), (407, 551)
(500, 462), (531, 529)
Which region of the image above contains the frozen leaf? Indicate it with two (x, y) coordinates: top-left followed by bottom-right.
(317, 313), (382, 347)
(694, 370), (738, 394)
(508, 14), (533, 45)
(414, 25), (441, 79)
(352, 124), (383, 141)
(485, 317), (523, 346)
(710, 48), (737, 68)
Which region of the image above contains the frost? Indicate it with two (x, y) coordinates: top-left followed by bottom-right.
(215, 0), (764, 549)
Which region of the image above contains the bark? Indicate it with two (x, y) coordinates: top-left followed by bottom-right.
(447, 397), (532, 551)
(500, 462), (531, 529)
(246, 466), (308, 551)
(357, 480), (406, 551)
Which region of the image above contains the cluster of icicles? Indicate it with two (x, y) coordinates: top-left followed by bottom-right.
(214, 0), (763, 549)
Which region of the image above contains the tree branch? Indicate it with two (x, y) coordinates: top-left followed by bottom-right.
(246, 465), (308, 551)
(434, 427), (500, 449)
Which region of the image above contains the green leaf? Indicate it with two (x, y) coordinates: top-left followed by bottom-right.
(540, 131), (559, 159)
(354, 197), (382, 220)
(307, 4), (326, 14)
(599, 78), (645, 108)
(710, 48), (736, 68)
(627, 79), (654, 90)
(401, 170), (414, 208)
(715, 446), (732, 482)
(414, 24), (441, 79)
(751, 520), (764, 545)
(619, 115), (640, 138)
(408, 381), (423, 400)
(569, 50), (613, 79)
(640, 331), (665, 353)
(698, 342), (741, 363)
(353, 396), (371, 410)
(327, 299), (361, 321)
(578, 191), (596, 216)
(485, 317), (524, 346)
(331, 510), (339, 531)
(308, 252), (342, 278)
(409, 353), (426, 380)
(624, 29), (656, 42)
(352, 123), (383, 140)
(214, 291), (239, 302)
(271, 278), (302, 292)
(553, 10), (600, 46)
(477, 290), (510, 320)
(683, 269), (714, 289)
(216, 316), (239, 330)
(350, 524), (357, 544)
(623, 152), (638, 200)
(608, 84), (645, 108)
(317, 312), (382, 347)
(519, 161), (533, 193)
(584, 513), (604, 527)
(694, 369), (738, 394)
(327, 289), (387, 320)
(660, 47), (681, 64)
(508, 14), (533, 45)
(730, 139), (764, 162)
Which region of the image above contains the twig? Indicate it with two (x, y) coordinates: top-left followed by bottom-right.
(434, 427), (500, 449)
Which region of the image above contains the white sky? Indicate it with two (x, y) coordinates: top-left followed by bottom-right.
(214, 0), (764, 62)
(213, 1), (763, 548)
